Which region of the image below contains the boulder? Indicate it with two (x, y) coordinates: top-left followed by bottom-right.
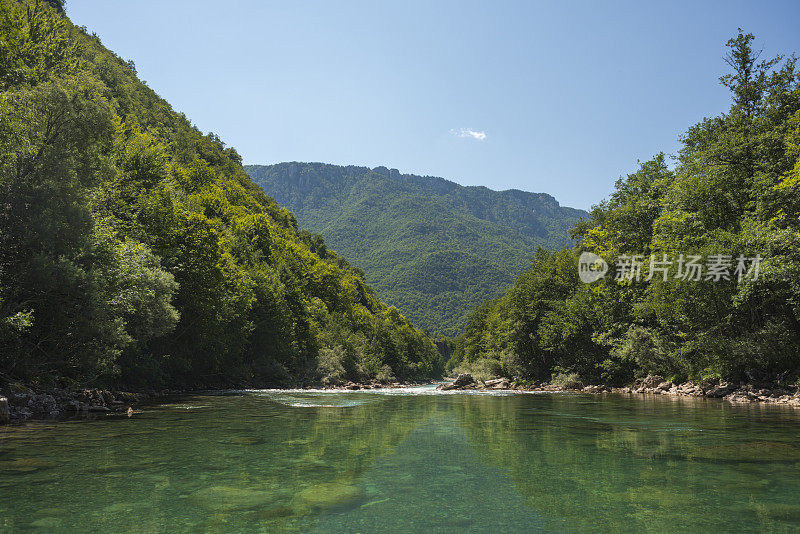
(706, 382), (736, 398)
(656, 381), (673, 391)
(453, 373), (475, 387)
(66, 400), (89, 412)
(561, 379), (584, 391)
(8, 393), (30, 407)
(78, 389), (108, 407)
(641, 375), (664, 389)
(697, 378), (720, 393)
(436, 373), (476, 391)
(482, 378), (510, 389)
(29, 393), (58, 414)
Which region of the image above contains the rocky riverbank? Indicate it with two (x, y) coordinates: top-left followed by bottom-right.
(0, 383), (157, 424)
(437, 373), (800, 407)
(6, 372), (795, 425)
(0, 379), (439, 424)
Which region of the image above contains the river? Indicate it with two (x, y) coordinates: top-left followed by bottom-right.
(1, 386), (800, 532)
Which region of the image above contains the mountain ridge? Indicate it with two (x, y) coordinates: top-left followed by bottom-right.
(246, 162), (587, 336)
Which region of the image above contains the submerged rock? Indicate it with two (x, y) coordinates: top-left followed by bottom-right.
(754, 502), (800, 522)
(295, 482), (365, 511)
(30, 517), (63, 529)
(688, 441), (800, 462)
(190, 485), (277, 512)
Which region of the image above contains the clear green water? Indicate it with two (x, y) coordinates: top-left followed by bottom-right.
(2, 387), (800, 533)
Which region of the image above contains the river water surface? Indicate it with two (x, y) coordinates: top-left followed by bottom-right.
(2, 386), (800, 532)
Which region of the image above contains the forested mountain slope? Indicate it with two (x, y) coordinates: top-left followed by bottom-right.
(246, 163), (586, 336)
(0, 0), (442, 388)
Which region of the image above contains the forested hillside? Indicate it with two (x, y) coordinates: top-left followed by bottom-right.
(246, 163), (586, 336)
(452, 31), (800, 386)
(0, 0), (442, 389)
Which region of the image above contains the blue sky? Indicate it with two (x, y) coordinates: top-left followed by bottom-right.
(67, 1), (800, 210)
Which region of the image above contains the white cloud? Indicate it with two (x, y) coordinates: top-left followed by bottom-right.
(450, 128), (487, 141)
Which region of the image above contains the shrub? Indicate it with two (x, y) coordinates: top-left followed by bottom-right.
(551, 371), (583, 389)
(317, 346), (347, 385)
(451, 357), (502, 382)
(613, 326), (676, 378)
(375, 365), (395, 383)
(499, 351), (530, 379)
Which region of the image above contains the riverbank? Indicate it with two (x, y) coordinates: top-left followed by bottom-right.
(4, 373), (798, 425)
(0, 379), (440, 424)
(0, 385), (155, 424)
(437, 373), (800, 407)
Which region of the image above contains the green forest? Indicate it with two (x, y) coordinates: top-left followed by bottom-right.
(3, 0), (799, 393)
(0, 0), (443, 389)
(452, 31), (800, 386)
(246, 163), (585, 336)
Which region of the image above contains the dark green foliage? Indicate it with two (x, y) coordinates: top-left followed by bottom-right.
(0, 0), (442, 388)
(454, 31), (800, 385)
(245, 163), (586, 336)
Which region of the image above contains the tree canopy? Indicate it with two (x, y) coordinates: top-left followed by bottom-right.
(452, 30), (800, 385)
(0, 0), (442, 388)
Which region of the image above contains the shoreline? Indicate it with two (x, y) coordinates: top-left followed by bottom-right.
(3, 375), (799, 425)
(437, 373), (800, 407)
(0, 379), (440, 424)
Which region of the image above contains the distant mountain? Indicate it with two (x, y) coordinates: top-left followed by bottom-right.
(246, 163), (587, 336)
